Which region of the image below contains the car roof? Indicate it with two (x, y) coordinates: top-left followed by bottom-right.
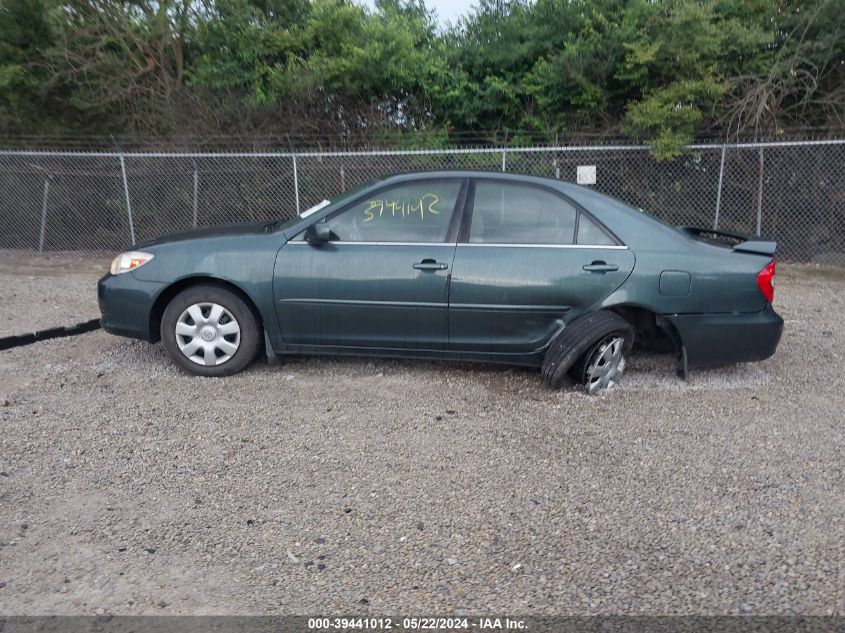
(377, 169), (575, 189)
(375, 170), (628, 210)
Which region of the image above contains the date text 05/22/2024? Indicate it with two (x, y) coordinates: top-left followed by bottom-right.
(307, 617), (527, 630)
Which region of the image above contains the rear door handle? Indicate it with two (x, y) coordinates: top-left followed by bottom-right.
(413, 259), (448, 271)
(582, 261), (619, 273)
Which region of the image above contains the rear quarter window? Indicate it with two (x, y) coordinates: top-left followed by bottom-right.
(577, 214), (617, 246)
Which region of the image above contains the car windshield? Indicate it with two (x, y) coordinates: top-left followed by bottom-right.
(272, 178), (384, 231)
(300, 199), (330, 218)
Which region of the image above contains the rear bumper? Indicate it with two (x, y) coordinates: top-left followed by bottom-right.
(98, 273), (166, 342)
(664, 304), (784, 367)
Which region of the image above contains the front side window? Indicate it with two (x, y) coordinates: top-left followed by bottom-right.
(324, 181), (462, 243)
(469, 182), (577, 244)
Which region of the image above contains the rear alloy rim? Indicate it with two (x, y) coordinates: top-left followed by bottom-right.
(175, 302), (241, 366)
(584, 335), (626, 394)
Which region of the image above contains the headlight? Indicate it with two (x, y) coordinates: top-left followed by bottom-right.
(110, 251), (154, 275)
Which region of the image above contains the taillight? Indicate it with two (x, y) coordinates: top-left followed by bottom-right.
(757, 258), (776, 303)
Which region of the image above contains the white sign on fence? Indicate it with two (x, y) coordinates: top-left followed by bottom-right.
(577, 165), (597, 185)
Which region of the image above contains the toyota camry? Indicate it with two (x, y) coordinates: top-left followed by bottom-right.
(98, 171), (783, 393)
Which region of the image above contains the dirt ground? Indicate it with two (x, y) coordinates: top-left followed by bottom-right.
(0, 250), (843, 616)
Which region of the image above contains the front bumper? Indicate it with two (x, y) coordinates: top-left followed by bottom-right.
(664, 304), (784, 367)
(98, 272), (167, 341)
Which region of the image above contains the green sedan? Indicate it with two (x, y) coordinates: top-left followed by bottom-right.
(98, 171), (783, 393)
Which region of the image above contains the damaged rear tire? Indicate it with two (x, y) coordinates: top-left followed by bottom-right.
(541, 310), (633, 392)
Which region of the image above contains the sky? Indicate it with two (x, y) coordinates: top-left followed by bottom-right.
(360, 0), (476, 26)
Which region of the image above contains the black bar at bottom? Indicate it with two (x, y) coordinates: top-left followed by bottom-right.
(0, 616), (842, 633)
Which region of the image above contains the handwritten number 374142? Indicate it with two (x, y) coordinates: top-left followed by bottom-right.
(362, 194), (441, 223)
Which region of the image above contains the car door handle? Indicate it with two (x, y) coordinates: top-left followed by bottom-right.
(582, 261), (619, 273)
(413, 259), (448, 271)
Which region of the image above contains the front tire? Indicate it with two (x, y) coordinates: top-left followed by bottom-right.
(161, 285), (260, 376)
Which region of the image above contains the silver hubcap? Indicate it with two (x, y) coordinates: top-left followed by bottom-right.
(584, 335), (626, 394)
(175, 302), (241, 366)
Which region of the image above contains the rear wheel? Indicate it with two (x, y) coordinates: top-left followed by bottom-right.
(541, 310), (633, 392)
(571, 334), (627, 394)
(161, 285), (260, 376)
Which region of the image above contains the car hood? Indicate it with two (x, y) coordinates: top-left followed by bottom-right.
(135, 220), (279, 248)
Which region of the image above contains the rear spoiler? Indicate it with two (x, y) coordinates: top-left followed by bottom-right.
(678, 226), (776, 257)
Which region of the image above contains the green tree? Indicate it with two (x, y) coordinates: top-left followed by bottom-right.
(617, 0), (772, 157)
(0, 0), (61, 132)
(0, 0), (842, 148)
(522, 0), (631, 132)
(721, 0), (845, 135)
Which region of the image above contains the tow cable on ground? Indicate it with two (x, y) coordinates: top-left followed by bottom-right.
(0, 319), (101, 351)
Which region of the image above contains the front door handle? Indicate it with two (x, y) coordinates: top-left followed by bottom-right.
(582, 261), (619, 273)
(413, 259), (448, 271)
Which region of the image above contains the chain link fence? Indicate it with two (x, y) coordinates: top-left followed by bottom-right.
(1, 140), (844, 265)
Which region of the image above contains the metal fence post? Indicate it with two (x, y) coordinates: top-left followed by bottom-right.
(756, 147), (764, 236)
(713, 144), (726, 230)
(192, 160), (199, 228)
(119, 154), (136, 245)
(37, 176), (51, 252)
(292, 155), (301, 215)
(501, 147), (507, 172)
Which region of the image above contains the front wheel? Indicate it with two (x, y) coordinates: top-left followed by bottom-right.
(161, 284), (260, 376)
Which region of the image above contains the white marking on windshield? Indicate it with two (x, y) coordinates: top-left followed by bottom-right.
(300, 199), (330, 218)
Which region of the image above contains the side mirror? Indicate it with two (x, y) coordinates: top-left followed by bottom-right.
(305, 222), (332, 245)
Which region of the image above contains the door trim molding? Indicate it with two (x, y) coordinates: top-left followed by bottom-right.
(449, 303), (572, 312)
(278, 298), (445, 308)
(285, 241), (457, 247)
(285, 241), (628, 248)
(458, 243), (629, 249)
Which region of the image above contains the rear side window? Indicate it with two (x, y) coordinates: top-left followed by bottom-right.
(577, 214), (617, 246)
(469, 182), (577, 245)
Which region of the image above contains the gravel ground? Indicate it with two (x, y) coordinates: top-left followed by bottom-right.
(0, 251), (108, 336)
(0, 251), (843, 616)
